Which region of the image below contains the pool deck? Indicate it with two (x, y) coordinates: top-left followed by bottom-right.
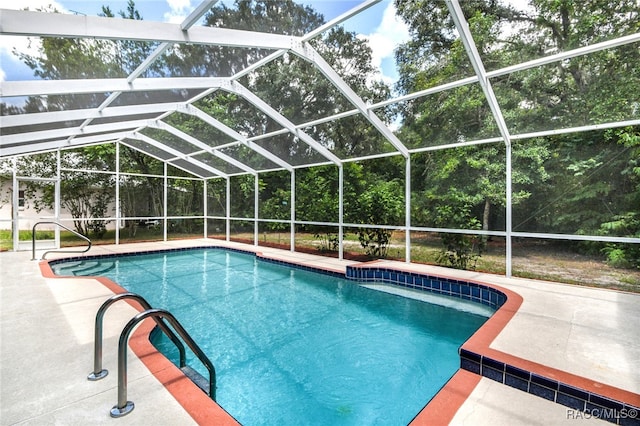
(1, 239), (638, 425)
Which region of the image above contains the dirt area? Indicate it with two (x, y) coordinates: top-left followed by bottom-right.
(251, 236), (640, 294)
(511, 250), (640, 292)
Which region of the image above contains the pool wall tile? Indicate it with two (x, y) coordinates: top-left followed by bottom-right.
(557, 392), (586, 411)
(531, 374), (559, 391)
(585, 403), (618, 422)
(483, 357), (505, 371)
(559, 384), (589, 401)
(590, 394), (625, 411)
(481, 366), (504, 383)
(460, 349), (481, 363)
(505, 374), (529, 392)
(345, 265), (508, 311)
(461, 358), (481, 375)
(458, 349), (640, 425)
(505, 365), (530, 381)
(529, 382), (556, 401)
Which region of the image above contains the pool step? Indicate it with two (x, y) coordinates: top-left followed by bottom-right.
(181, 365), (211, 396)
(52, 260), (116, 276)
(52, 261), (85, 275)
(74, 261), (115, 276)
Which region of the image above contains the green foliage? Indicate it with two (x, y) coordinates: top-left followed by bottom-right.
(259, 170), (290, 232)
(314, 231), (339, 253)
(598, 212), (640, 268)
(601, 245), (639, 269)
(430, 190), (484, 270)
(167, 178), (204, 217)
(229, 175), (258, 218)
(207, 179), (227, 217)
(295, 165), (340, 223)
(295, 165), (341, 250)
(353, 179), (404, 258)
(18, 150), (116, 237)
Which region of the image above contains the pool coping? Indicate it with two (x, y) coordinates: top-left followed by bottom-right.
(40, 246), (640, 425)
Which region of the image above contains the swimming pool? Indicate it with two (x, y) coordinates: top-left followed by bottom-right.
(52, 248), (493, 425)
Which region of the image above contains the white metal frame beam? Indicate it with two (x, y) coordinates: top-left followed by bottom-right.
(150, 120), (257, 175)
(224, 81), (342, 165)
(129, 132), (227, 178)
(0, 9), (295, 50)
(291, 42), (410, 158)
(446, 0), (514, 276)
(181, 105), (293, 171)
(1, 102), (182, 127)
(1, 119), (151, 145)
(1, 77), (228, 97)
(1, 132), (133, 157)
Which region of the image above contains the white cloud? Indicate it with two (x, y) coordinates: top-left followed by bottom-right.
(358, 1), (409, 85)
(0, 0), (66, 76)
(164, 0), (194, 24)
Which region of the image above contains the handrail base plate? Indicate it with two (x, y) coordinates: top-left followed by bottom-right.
(110, 401), (134, 418)
(87, 369), (108, 381)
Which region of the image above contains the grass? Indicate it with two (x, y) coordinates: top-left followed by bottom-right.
(3, 228), (638, 293)
(0, 227), (203, 251)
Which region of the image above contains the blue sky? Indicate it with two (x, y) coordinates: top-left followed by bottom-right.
(0, 0), (409, 84)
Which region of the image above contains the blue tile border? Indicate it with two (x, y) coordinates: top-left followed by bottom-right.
(459, 350), (640, 425)
(257, 256), (344, 278)
(48, 245), (346, 279)
(47, 245), (227, 267)
(345, 265), (507, 310)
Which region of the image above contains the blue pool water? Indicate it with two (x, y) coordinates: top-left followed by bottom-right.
(52, 249), (491, 425)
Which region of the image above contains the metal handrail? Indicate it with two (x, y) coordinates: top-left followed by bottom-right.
(31, 221), (92, 260)
(88, 293), (186, 381)
(111, 308), (216, 418)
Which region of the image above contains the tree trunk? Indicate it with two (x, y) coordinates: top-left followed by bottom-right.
(483, 198), (491, 237)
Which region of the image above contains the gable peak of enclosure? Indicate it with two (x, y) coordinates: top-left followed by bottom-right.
(1, 0), (639, 277)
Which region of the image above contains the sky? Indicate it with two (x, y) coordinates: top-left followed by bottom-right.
(0, 0), (410, 85)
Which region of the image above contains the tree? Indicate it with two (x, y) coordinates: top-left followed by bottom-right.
(295, 165), (341, 251)
(354, 178), (405, 258)
(164, 0), (324, 77)
(396, 0), (639, 269)
(13, 1), (162, 236)
(432, 189), (484, 270)
(536, 128), (640, 267)
(17, 147), (116, 237)
(165, 0), (393, 161)
(345, 158), (405, 258)
(99, 0), (162, 78)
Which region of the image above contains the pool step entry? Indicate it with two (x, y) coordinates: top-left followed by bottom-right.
(88, 292), (216, 418)
(71, 260), (116, 276)
(50, 260), (115, 277)
(180, 365), (212, 396)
